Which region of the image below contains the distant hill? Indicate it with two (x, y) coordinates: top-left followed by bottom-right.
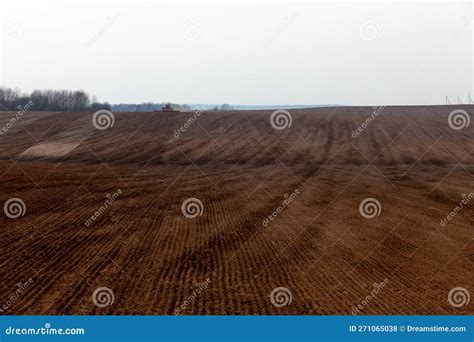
(112, 103), (341, 112)
(230, 104), (341, 110)
(183, 104), (343, 111)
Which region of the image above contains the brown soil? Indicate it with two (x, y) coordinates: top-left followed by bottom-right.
(0, 105), (472, 315)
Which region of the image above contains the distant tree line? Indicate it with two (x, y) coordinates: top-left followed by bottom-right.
(0, 86), (235, 113)
(112, 103), (234, 112)
(112, 103), (191, 112)
(0, 87), (111, 112)
(211, 104), (234, 111)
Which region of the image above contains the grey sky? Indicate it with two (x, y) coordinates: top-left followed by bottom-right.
(1, 0), (472, 105)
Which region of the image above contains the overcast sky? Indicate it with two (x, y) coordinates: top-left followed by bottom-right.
(0, 0), (472, 105)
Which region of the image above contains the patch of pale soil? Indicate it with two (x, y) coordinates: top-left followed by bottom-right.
(20, 141), (83, 158)
(18, 129), (91, 159)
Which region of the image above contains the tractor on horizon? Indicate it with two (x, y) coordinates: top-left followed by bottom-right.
(160, 103), (179, 112)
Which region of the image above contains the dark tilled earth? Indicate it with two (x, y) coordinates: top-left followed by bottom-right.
(0, 105), (472, 314)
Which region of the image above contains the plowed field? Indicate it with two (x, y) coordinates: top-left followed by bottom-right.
(0, 106), (472, 314)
